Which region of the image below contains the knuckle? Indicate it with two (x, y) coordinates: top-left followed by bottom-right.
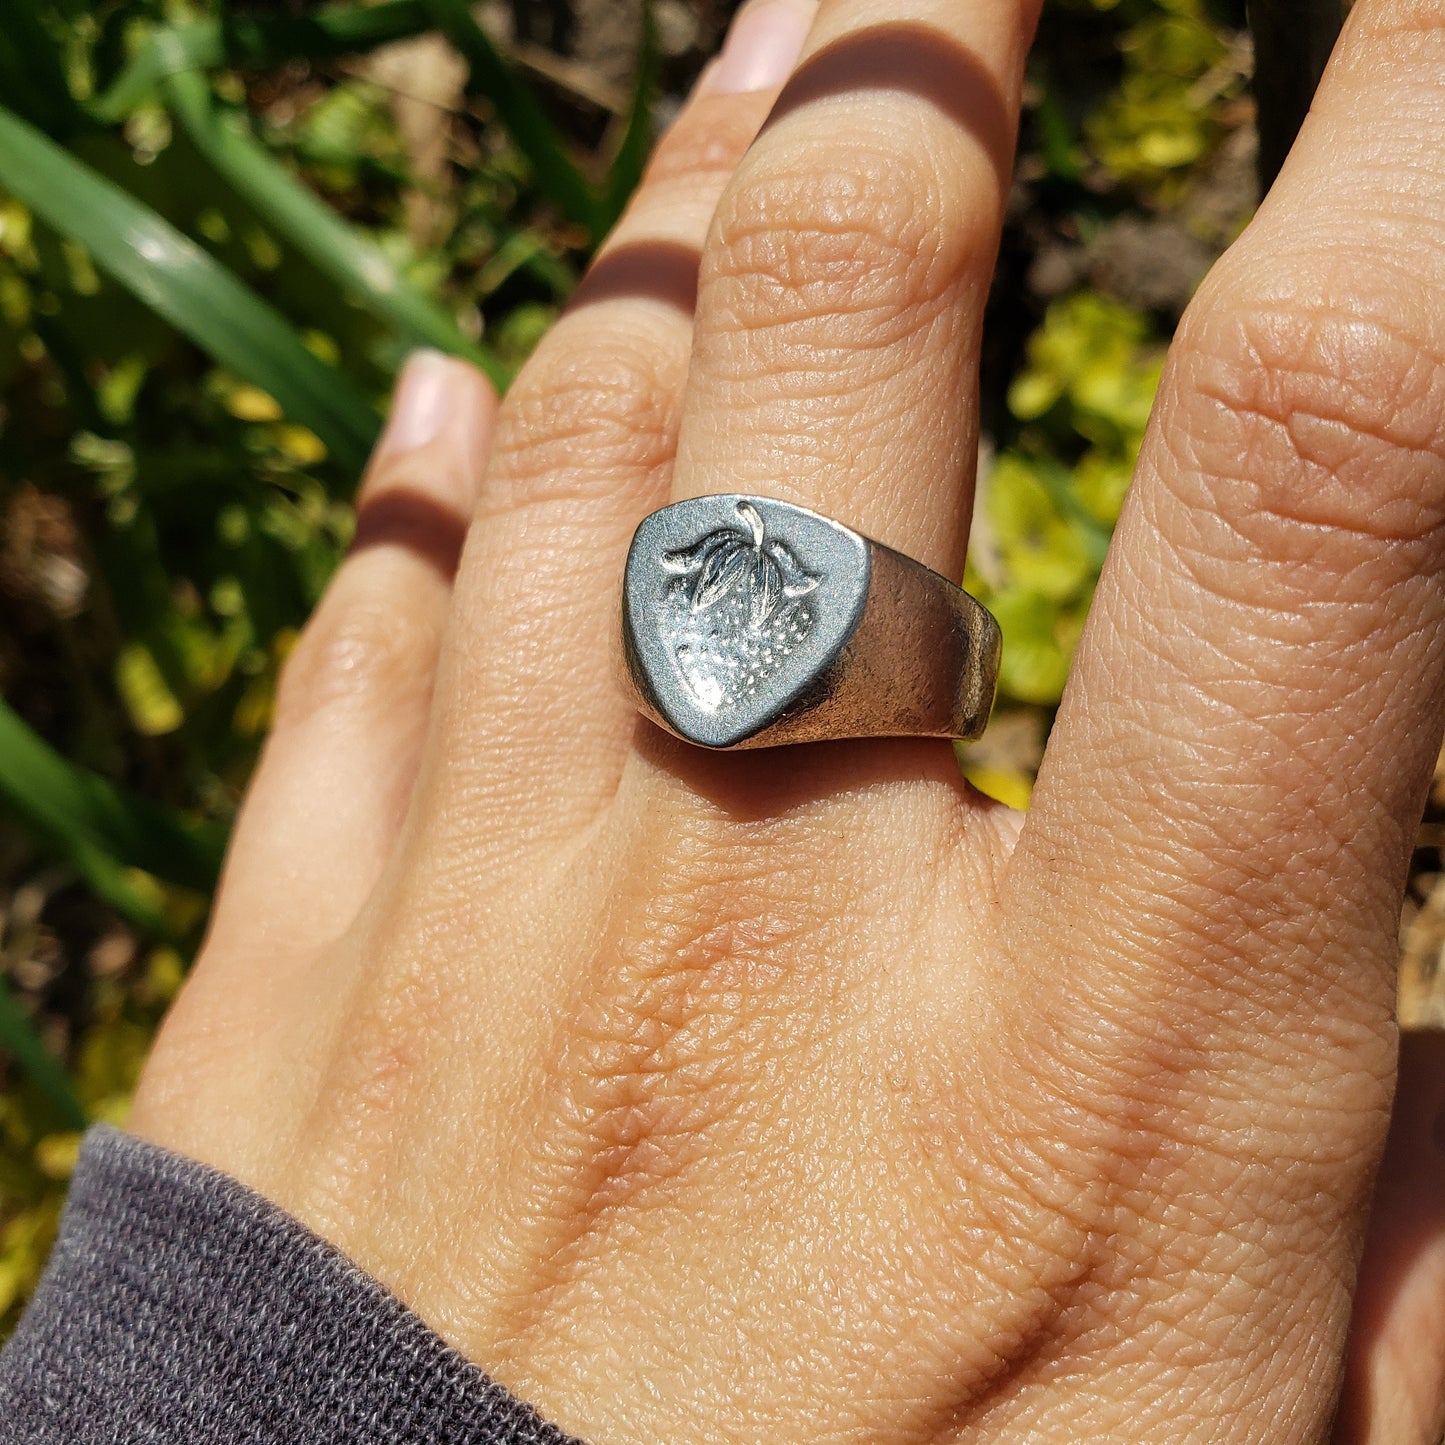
(704, 141), (982, 340)
(1166, 263), (1445, 560)
(538, 836), (830, 1225)
(488, 327), (681, 508)
(274, 582), (441, 728)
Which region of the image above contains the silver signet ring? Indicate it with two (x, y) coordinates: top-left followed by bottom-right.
(620, 495), (1001, 750)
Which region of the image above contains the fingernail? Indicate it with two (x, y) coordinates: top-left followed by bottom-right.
(709, 0), (812, 94)
(376, 349), (455, 456)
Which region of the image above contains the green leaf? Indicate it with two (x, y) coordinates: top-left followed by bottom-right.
(0, 700), (225, 895)
(162, 72), (506, 389)
(419, 0), (602, 237)
(90, 0), (433, 123)
(0, 102), (379, 474)
(597, 2), (658, 236)
(0, 978), (86, 1131)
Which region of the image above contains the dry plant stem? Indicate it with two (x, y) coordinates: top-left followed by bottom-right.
(362, 34), (467, 249)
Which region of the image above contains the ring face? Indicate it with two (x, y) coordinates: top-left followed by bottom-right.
(621, 494), (1001, 750)
(623, 495), (870, 748)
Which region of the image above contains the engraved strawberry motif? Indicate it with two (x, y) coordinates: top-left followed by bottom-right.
(660, 501), (821, 712)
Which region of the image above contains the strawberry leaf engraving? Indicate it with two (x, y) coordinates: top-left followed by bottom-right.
(659, 534), (716, 575)
(661, 501), (820, 631)
(748, 551), (780, 630)
(765, 539), (820, 599)
(694, 538), (753, 610)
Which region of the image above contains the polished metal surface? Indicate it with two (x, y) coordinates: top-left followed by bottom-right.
(620, 495), (1001, 749)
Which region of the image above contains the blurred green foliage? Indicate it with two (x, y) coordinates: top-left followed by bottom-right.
(970, 293), (1163, 711)
(0, 0), (1253, 1332)
(1085, 0), (1233, 194)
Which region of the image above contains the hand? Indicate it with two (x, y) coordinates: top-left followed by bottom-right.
(128, 0), (1445, 1439)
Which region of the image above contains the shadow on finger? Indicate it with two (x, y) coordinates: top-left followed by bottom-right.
(350, 487), (470, 583)
(761, 21), (1014, 178)
(630, 719), (977, 821)
(566, 238), (704, 319)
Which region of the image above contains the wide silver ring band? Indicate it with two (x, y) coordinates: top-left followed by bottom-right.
(619, 495), (1000, 750)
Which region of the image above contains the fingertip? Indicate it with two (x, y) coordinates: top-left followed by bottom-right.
(364, 350), (498, 504)
(377, 350), (457, 455)
(706, 0), (815, 95)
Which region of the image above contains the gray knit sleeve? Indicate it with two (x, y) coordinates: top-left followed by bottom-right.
(0, 1125), (586, 1445)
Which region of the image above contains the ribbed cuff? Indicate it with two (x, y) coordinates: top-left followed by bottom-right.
(0, 1125), (585, 1445)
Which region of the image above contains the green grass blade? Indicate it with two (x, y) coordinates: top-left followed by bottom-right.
(0, 701), (225, 895)
(597, 3), (657, 237)
(91, 0), (432, 123)
(89, 30), (208, 124)
(164, 71), (506, 388)
(476, 226), (575, 301)
(419, 0), (601, 237)
(0, 103), (379, 474)
(0, 977), (86, 1131)
(67, 845), (176, 940)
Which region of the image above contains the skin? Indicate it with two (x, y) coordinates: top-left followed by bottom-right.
(127, 0), (1445, 1439)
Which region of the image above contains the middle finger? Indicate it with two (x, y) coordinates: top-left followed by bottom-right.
(672, 0), (1041, 580)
